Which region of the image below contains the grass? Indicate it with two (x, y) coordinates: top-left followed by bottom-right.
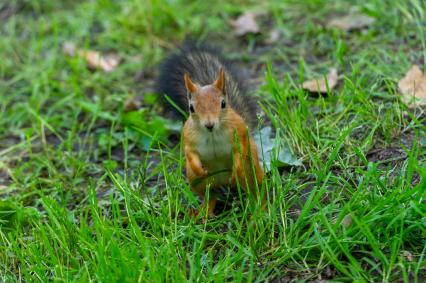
(0, 0), (425, 281)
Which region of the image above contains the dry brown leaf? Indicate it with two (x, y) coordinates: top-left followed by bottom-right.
(124, 97), (141, 112)
(401, 250), (413, 262)
(265, 29), (280, 44)
(302, 68), (338, 93)
(328, 13), (375, 31)
(230, 11), (260, 36)
(398, 65), (426, 106)
(79, 50), (120, 72)
(342, 214), (352, 228)
(62, 41), (76, 56)
(62, 42), (120, 72)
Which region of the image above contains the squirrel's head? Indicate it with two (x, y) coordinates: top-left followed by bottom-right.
(184, 68), (227, 132)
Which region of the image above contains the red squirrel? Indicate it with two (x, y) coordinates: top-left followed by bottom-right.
(156, 44), (264, 215)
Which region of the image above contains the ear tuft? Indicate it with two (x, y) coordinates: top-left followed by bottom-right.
(184, 73), (197, 94)
(213, 68), (225, 92)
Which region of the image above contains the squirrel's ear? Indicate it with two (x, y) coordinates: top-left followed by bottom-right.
(184, 73), (197, 94)
(213, 68), (225, 93)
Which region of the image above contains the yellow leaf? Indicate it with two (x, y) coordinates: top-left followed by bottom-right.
(328, 13), (375, 31)
(302, 68), (338, 93)
(63, 42), (120, 72)
(398, 65), (426, 106)
(230, 12), (260, 36)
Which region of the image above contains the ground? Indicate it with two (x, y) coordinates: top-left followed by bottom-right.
(0, 0), (425, 282)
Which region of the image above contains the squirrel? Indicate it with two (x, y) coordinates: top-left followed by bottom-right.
(156, 44), (264, 216)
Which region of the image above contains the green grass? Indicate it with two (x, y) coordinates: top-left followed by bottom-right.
(1, 0), (425, 281)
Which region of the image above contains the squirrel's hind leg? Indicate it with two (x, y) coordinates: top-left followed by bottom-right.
(232, 150), (266, 210)
(188, 193), (217, 217)
(187, 169), (217, 217)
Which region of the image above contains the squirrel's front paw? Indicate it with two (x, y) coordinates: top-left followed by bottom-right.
(195, 168), (208, 178)
(188, 208), (200, 218)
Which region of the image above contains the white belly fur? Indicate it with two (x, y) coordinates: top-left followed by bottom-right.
(196, 128), (233, 187)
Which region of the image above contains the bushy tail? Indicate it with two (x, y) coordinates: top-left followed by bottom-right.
(155, 43), (257, 128)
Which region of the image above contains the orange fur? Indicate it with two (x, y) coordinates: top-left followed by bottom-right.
(182, 70), (264, 216)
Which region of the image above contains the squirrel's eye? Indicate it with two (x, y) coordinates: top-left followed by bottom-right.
(189, 104), (195, 113)
(221, 100), (226, 109)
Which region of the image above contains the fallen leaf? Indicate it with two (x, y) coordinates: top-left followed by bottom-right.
(62, 41), (76, 56)
(124, 97), (141, 112)
(253, 127), (302, 172)
(401, 250), (413, 262)
(342, 214), (352, 228)
(62, 42), (120, 72)
(79, 50), (120, 72)
(328, 13), (375, 31)
(302, 68), (338, 93)
(398, 65), (426, 106)
(230, 11), (260, 36)
(265, 29), (280, 44)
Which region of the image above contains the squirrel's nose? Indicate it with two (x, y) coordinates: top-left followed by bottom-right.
(205, 122), (215, 132)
